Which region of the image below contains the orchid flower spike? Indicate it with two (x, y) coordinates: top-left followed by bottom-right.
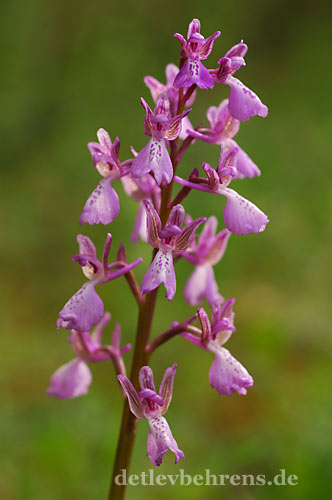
(131, 94), (191, 185)
(80, 129), (130, 225)
(186, 99), (261, 178)
(173, 18), (220, 89)
(182, 300), (253, 396)
(57, 234), (142, 332)
(210, 41), (268, 121)
(141, 201), (206, 300)
(174, 152), (269, 235)
(118, 364), (185, 466)
(48, 313), (131, 399)
(181, 216), (231, 306)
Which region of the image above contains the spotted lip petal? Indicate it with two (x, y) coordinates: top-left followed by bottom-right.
(147, 416), (185, 466)
(208, 347), (253, 396)
(131, 138), (173, 185)
(184, 265), (222, 306)
(57, 282), (104, 332)
(221, 187), (269, 235)
(173, 58), (214, 89)
(47, 359), (92, 399)
(226, 76), (268, 122)
(79, 178), (120, 225)
(141, 250), (176, 301)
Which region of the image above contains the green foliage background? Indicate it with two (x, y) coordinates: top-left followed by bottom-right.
(1, 0), (331, 498)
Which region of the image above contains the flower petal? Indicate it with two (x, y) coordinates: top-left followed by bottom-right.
(97, 128), (113, 151)
(187, 18), (200, 39)
(139, 366), (156, 392)
(159, 364), (177, 415)
(221, 187), (269, 235)
(208, 347), (253, 396)
(184, 265), (222, 306)
(203, 163), (219, 191)
(225, 41), (248, 60)
(91, 312), (111, 346)
(199, 31), (221, 60)
(143, 200), (161, 248)
(79, 178), (120, 225)
(117, 375), (144, 418)
(147, 416), (185, 466)
(174, 217), (206, 251)
(226, 76), (268, 122)
(179, 115), (194, 141)
(197, 215), (218, 249)
(144, 76), (166, 103)
(131, 139), (173, 185)
(165, 63), (179, 87)
(198, 307), (212, 344)
(77, 234), (97, 260)
(47, 359), (92, 399)
(164, 109), (191, 141)
(173, 58), (214, 89)
(184, 265), (209, 306)
(131, 204), (147, 243)
(166, 204), (185, 229)
(141, 98), (154, 136)
(57, 282), (104, 332)
(234, 143), (261, 178)
(141, 250), (176, 301)
(139, 389), (164, 407)
(206, 229), (231, 266)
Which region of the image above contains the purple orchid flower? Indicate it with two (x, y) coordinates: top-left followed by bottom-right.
(144, 63), (195, 140)
(80, 128), (130, 225)
(131, 94), (190, 185)
(186, 99), (261, 178)
(121, 171), (161, 243)
(173, 18), (220, 90)
(118, 364), (184, 466)
(141, 201), (206, 300)
(210, 41), (268, 121)
(182, 301), (253, 396)
(174, 150), (269, 235)
(181, 216), (231, 306)
(57, 234), (142, 332)
(48, 313), (130, 399)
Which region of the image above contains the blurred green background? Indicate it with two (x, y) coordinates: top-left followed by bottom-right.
(1, 0), (332, 499)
